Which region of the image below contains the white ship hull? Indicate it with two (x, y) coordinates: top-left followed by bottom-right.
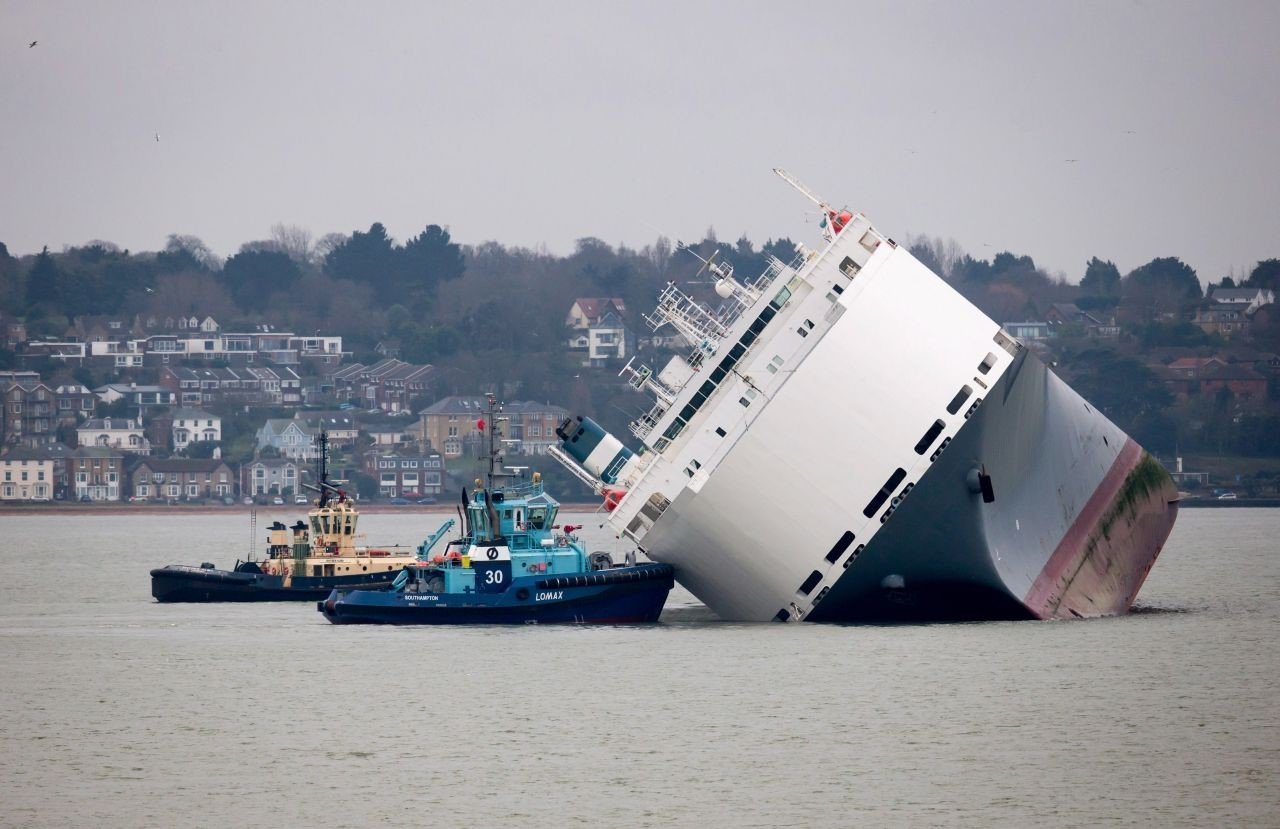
(560, 192), (1177, 622)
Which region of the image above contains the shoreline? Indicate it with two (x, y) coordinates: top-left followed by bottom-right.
(0, 502), (604, 516)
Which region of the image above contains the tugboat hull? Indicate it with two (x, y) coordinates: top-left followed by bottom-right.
(150, 565), (402, 603)
(319, 563), (675, 625)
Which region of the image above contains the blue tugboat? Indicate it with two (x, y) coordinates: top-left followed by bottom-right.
(318, 395), (674, 625)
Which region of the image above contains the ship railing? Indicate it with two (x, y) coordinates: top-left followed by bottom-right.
(628, 402), (667, 441)
(499, 480), (545, 500)
(643, 283), (730, 342)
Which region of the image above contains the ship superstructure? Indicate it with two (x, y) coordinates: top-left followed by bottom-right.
(553, 170), (1178, 623)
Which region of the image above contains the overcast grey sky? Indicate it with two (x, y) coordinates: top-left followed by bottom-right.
(2, 1), (1277, 283)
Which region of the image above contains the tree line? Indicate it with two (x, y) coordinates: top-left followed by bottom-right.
(2, 226), (1278, 457)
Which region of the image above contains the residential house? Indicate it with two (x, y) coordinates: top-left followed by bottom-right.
(241, 457), (302, 497)
(1043, 303), (1119, 337)
(503, 400), (570, 455)
(246, 366), (303, 406)
(77, 417), (151, 454)
(2, 380), (57, 447)
(96, 327), (344, 370)
(257, 419), (319, 461)
(53, 384), (97, 424)
(331, 359), (434, 413)
(1002, 321), (1054, 341)
(19, 339), (87, 367)
(364, 450), (445, 498)
(87, 338), (145, 370)
(134, 313), (220, 335)
(159, 366), (306, 407)
(565, 298), (633, 367)
(363, 421), (417, 448)
(1207, 286), (1276, 313)
(416, 396), (567, 458)
(1193, 302), (1252, 337)
(297, 413), (359, 447)
(170, 408), (222, 452)
(1, 316), (28, 350)
(1162, 356), (1227, 378)
(0, 447), (56, 500)
(1154, 358), (1269, 404)
(68, 446), (124, 501)
(566, 297), (627, 330)
(1194, 286), (1278, 338)
(130, 458), (235, 501)
(68, 315), (133, 344)
(416, 396), (489, 458)
(1193, 362), (1269, 402)
(93, 383), (175, 412)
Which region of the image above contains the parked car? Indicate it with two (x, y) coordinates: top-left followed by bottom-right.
(388, 497), (412, 506)
(272, 496), (285, 505)
(416, 497), (438, 505)
(242, 496), (253, 505)
(1217, 492), (1238, 500)
(294, 494), (309, 504)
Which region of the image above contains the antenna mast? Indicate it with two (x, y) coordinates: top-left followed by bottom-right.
(772, 167), (830, 210)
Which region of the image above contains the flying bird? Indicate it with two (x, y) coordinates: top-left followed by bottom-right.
(154, 132), (160, 142)
(1064, 158), (1079, 163)
(29, 40), (38, 48)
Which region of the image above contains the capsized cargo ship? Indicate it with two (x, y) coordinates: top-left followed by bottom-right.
(549, 169), (1178, 623)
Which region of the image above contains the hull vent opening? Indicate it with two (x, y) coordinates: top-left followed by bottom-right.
(825, 531), (856, 563)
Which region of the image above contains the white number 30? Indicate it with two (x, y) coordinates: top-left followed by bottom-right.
(484, 570), (504, 585)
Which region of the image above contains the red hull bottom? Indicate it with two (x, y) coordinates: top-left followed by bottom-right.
(1024, 440), (1179, 620)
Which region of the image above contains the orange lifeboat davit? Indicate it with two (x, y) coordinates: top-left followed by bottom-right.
(829, 209), (853, 235)
(602, 486), (627, 512)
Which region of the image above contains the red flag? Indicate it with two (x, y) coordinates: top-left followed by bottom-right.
(477, 418), (485, 431)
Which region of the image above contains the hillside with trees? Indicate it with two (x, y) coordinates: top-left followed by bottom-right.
(2, 223), (1278, 494)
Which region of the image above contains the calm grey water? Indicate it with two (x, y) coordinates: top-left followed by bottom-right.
(1, 508), (1277, 828)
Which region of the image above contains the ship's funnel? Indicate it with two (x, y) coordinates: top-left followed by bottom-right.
(555, 416), (635, 484)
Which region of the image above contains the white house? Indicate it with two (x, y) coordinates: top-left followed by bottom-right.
(565, 298), (633, 367)
(171, 408), (222, 451)
(77, 417), (151, 455)
(0, 448), (55, 501)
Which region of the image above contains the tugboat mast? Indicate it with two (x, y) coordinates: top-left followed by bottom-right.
(304, 430), (345, 507)
(481, 393), (517, 492)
